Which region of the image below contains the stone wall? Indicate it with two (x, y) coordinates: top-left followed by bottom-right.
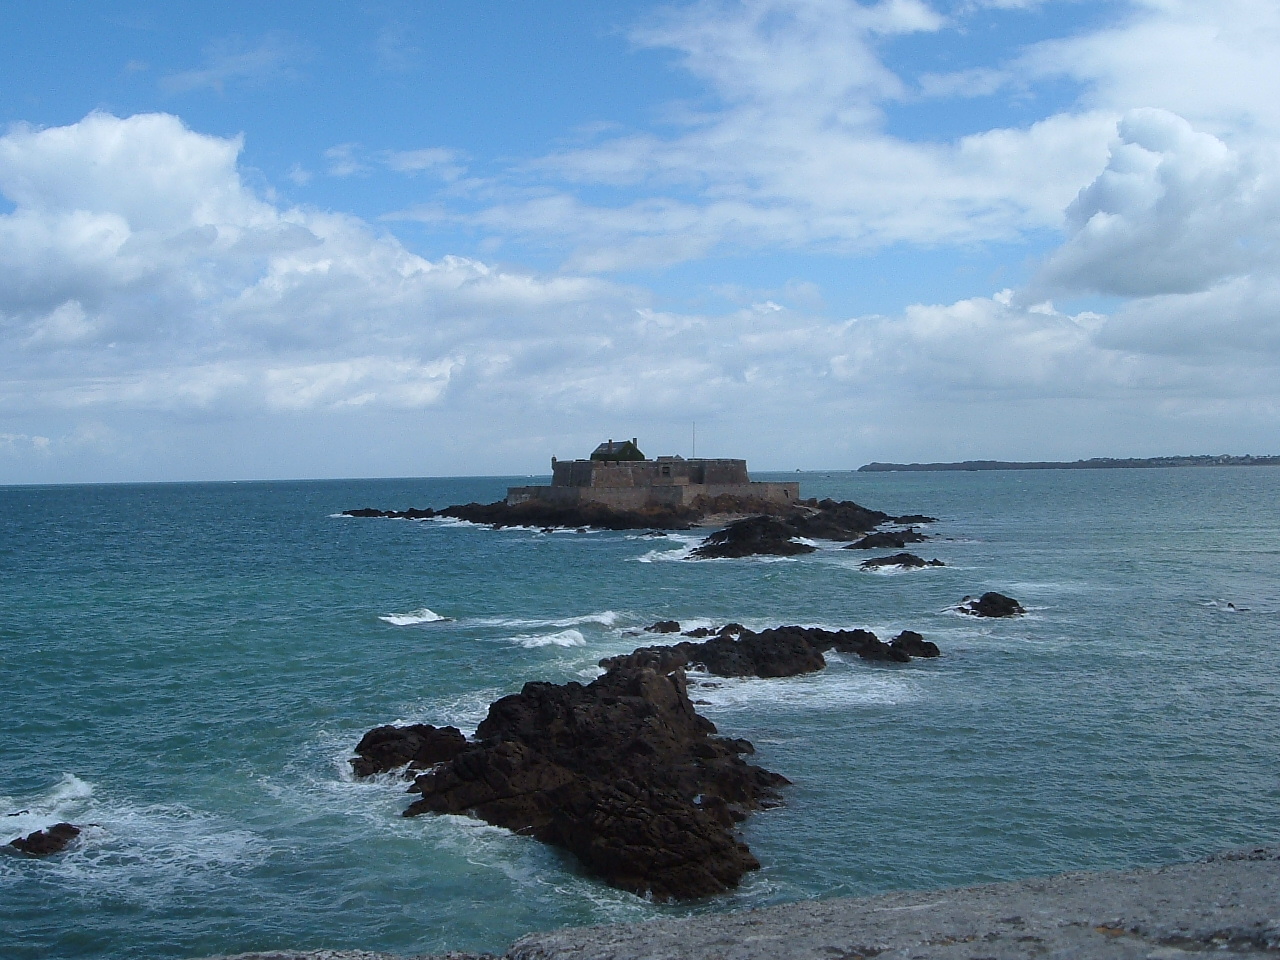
(505, 481), (799, 509)
(550, 458), (750, 489)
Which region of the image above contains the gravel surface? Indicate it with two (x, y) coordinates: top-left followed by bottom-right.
(198, 847), (1280, 960)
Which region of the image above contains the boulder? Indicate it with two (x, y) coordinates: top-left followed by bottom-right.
(959, 592), (1026, 618)
(351, 724), (467, 777)
(8, 822), (80, 856)
(644, 620), (682, 634)
(890, 630), (941, 658)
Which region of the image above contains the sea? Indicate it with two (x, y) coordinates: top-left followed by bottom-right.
(2, 468), (1279, 959)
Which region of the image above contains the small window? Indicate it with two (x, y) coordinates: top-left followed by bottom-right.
(662, 465), (671, 476)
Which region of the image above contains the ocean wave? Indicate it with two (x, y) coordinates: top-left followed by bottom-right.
(1, 774), (265, 895)
(687, 668), (919, 713)
(472, 610), (621, 630)
(508, 628), (586, 648)
(1201, 598), (1248, 612)
(379, 607), (448, 626)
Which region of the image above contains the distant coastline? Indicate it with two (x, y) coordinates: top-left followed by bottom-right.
(858, 454), (1280, 472)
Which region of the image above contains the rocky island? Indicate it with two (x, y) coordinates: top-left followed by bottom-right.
(344, 439), (936, 558)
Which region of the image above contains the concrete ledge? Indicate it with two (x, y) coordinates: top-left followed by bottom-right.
(195, 847), (1280, 960)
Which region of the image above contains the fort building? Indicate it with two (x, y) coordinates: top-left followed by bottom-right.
(506, 438), (799, 510)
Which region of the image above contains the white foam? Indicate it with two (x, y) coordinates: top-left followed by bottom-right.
(1, 774), (266, 895)
(510, 628), (586, 648)
(688, 668), (919, 714)
(472, 610), (620, 630)
(379, 607), (448, 626)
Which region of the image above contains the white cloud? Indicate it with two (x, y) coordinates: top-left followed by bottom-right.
(0, 112), (634, 420)
(1023, 0), (1280, 139)
(445, 0), (1118, 270)
(1035, 108), (1280, 297)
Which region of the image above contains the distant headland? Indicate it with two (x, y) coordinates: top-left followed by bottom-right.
(859, 454), (1280, 472)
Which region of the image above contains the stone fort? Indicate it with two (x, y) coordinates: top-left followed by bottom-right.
(506, 438), (799, 510)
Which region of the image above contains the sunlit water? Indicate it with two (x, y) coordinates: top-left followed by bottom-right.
(2, 469), (1279, 958)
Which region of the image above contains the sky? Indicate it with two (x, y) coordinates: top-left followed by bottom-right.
(3, 0), (1280, 483)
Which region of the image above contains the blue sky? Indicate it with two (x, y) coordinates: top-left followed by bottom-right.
(3, 0), (1280, 482)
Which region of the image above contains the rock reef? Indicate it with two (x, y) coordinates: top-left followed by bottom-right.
(353, 621), (939, 900)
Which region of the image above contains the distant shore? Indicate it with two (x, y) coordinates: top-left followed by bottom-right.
(859, 454), (1280, 472)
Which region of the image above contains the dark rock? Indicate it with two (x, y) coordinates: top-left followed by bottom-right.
(692, 516), (816, 559)
(894, 514), (938, 524)
(959, 592), (1026, 618)
(344, 495), (908, 540)
(603, 622), (942, 676)
(351, 724), (468, 777)
(859, 552), (944, 569)
(399, 664), (787, 901)
(890, 630), (941, 658)
(8, 822), (80, 856)
(645, 620), (682, 634)
(683, 626), (714, 638)
(844, 528), (928, 550)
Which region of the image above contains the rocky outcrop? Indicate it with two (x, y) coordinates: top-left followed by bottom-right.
(354, 618), (941, 901)
(343, 496), (918, 545)
(691, 516), (816, 559)
(959, 592), (1026, 617)
(398, 664), (788, 901)
(603, 623), (940, 675)
(350, 724), (468, 777)
(8, 822), (80, 856)
(844, 528), (928, 550)
(859, 553), (944, 569)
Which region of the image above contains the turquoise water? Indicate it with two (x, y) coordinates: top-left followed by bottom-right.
(2, 469), (1279, 959)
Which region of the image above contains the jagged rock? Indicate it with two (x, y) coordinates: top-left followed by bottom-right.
(890, 630), (941, 658)
(959, 592), (1026, 617)
(844, 528), (928, 550)
(398, 664), (787, 901)
(604, 623), (941, 676)
(692, 516), (816, 559)
(645, 620), (682, 634)
(350, 724), (468, 777)
(859, 553), (944, 569)
(682, 626), (714, 638)
(8, 822), (80, 856)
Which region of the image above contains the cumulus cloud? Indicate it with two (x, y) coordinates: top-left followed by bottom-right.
(0, 112), (631, 420)
(1036, 108), (1280, 298)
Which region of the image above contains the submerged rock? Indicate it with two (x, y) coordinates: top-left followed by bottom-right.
(859, 553), (944, 569)
(398, 664), (787, 901)
(959, 592), (1026, 617)
(8, 822), (80, 856)
(351, 724), (468, 777)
